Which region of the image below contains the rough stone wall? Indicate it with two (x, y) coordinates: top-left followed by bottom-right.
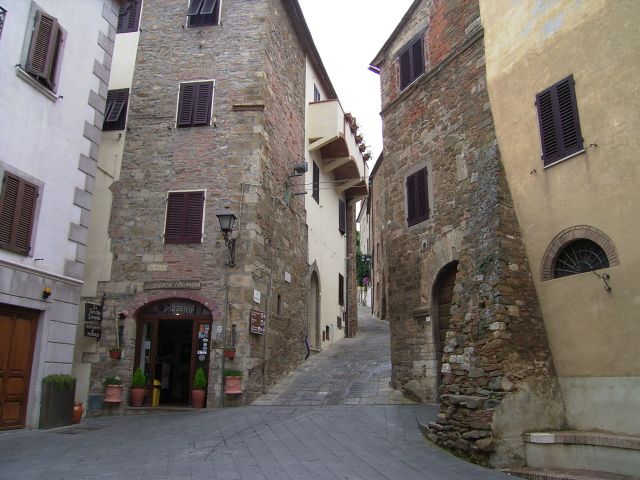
(346, 200), (357, 336)
(90, 0), (308, 407)
(370, 168), (388, 320)
(376, 0), (564, 467)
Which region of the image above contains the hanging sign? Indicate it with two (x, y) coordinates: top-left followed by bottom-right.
(250, 309), (266, 335)
(84, 303), (103, 323)
(84, 324), (101, 339)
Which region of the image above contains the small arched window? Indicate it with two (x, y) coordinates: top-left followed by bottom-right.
(553, 239), (610, 278)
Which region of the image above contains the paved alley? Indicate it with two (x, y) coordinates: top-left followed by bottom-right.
(0, 309), (510, 480)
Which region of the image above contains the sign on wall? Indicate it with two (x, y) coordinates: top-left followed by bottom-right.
(84, 303), (102, 339)
(250, 309), (266, 335)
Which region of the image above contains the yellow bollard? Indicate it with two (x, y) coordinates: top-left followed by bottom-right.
(152, 379), (161, 407)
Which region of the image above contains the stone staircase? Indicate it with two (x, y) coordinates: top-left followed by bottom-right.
(504, 431), (640, 480)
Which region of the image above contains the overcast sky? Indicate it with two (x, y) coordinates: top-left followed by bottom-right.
(298, 0), (415, 166)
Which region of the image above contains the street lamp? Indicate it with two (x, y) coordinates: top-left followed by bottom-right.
(216, 208), (237, 267)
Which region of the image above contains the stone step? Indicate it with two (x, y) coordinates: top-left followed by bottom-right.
(503, 467), (637, 480)
(523, 430), (640, 478)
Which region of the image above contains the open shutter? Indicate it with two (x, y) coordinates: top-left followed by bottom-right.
(411, 38), (424, 81)
(177, 84), (196, 127)
(338, 274), (344, 306)
(165, 192), (185, 243)
(192, 83), (213, 126)
(26, 11), (60, 88)
(103, 89), (129, 131)
(399, 50), (411, 90)
(184, 191), (204, 243)
(406, 174), (417, 224)
(200, 0), (217, 15)
(0, 173), (38, 255)
(338, 199), (346, 234)
(117, 0), (141, 34)
(187, 0), (205, 16)
(536, 75), (583, 166)
(312, 162), (319, 203)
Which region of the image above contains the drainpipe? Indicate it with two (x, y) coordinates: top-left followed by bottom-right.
(220, 261), (229, 408)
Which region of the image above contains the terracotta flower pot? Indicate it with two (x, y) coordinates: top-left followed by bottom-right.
(192, 389), (206, 408)
(223, 349), (235, 360)
(130, 387), (145, 407)
(104, 385), (123, 403)
(109, 350), (121, 359)
(224, 376), (242, 394)
(72, 402), (84, 424)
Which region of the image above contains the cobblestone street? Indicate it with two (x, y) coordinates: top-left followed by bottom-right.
(0, 309), (509, 480)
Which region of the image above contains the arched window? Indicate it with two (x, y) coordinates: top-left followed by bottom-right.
(553, 239), (609, 278)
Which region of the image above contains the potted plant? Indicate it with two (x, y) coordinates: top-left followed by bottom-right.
(223, 369), (243, 394)
(108, 347), (122, 359)
(223, 346), (236, 360)
(192, 367), (207, 408)
(130, 368), (146, 407)
(103, 375), (122, 403)
(39, 374), (76, 429)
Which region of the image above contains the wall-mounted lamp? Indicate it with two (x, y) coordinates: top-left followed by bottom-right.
(42, 287), (52, 300)
(216, 207), (238, 267)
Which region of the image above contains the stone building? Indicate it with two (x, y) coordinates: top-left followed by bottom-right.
(77, 0), (364, 411)
(478, 0), (640, 476)
(369, 0), (564, 467)
(0, 0), (124, 429)
(368, 153), (388, 320)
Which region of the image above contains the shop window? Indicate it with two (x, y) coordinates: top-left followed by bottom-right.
(536, 74), (583, 167)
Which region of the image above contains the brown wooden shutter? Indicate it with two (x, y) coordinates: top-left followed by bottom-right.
(0, 173), (38, 255)
(407, 167), (429, 227)
(117, 1), (141, 34)
(312, 162), (319, 203)
(177, 84), (196, 127)
(26, 11), (60, 89)
(411, 38), (424, 80)
(338, 274), (344, 306)
(399, 50), (411, 90)
(103, 89), (129, 131)
(165, 191), (204, 244)
(193, 83), (213, 126)
(187, 0), (205, 16)
(536, 75), (583, 166)
(338, 199), (346, 234)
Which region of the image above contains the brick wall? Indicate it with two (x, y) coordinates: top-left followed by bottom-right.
(375, 0), (564, 467)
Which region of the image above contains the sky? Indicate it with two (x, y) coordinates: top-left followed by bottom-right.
(297, 0), (415, 166)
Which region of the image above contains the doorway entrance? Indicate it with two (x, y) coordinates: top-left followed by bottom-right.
(308, 271), (320, 350)
(135, 300), (212, 406)
(432, 262), (458, 395)
(0, 305), (38, 430)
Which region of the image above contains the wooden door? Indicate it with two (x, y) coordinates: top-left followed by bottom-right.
(0, 306), (38, 430)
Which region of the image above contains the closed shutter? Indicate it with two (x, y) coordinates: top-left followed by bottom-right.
(406, 167), (429, 227)
(338, 199), (346, 234)
(177, 82), (213, 127)
(0, 173), (38, 255)
(117, 0), (141, 34)
(165, 191), (204, 244)
(312, 162), (319, 203)
(338, 274), (344, 306)
(411, 38), (424, 80)
(536, 75), (583, 166)
(26, 11), (61, 89)
(103, 89), (129, 131)
(399, 50), (411, 90)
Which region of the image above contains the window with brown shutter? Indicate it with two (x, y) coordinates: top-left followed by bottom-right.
(338, 273), (344, 306)
(536, 75), (584, 167)
(164, 191), (205, 244)
(176, 81), (214, 128)
(0, 172), (38, 255)
(338, 198), (346, 235)
(25, 10), (63, 91)
(103, 89), (129, 131)
(406, 167), (429, 227)
(117, 0), (142, 34)
(187, 0), (220, 27)
(312, 162), (319, 204)
(399, 36), (424, 91)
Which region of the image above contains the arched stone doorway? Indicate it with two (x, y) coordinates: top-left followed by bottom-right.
(431, 261), (458, 396)
(308, 270), (320, 351)
(134, 299), (212, 406)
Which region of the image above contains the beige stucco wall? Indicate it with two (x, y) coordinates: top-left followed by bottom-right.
(304, 59), (347, 349)
(480, 0), (640, 433)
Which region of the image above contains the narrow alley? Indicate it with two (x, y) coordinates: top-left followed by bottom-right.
(0, 309), (510, 480)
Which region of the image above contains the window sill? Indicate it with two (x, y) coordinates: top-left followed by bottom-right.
(543, 149), (586, 169)
(15, 67), (58, 103)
